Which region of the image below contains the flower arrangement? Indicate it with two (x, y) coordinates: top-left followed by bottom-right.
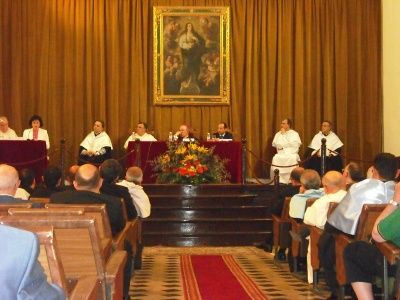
(153, 142), (229, 184)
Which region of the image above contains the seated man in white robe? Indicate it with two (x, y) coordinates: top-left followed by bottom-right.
(0, 116), (18, 139)
(123, 122), (157, 149)
(271, 118), (302, 184)
(305, 120), (343, 175)
(78, 120), (113, 165)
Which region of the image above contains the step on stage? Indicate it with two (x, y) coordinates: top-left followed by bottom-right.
(142, 184), (277, 247)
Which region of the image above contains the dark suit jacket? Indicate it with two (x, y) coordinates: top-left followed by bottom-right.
(272, 184), (301, 216)
(213, 132), (234, 140)
(30, 186), (64, 198)
(0, 225), (66, 299)
(50, 190), (125, 237)
(100, 182), (138, 220)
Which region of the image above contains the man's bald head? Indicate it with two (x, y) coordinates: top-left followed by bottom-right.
(125, 166), (143, 184)
(290, 167), (305, 185)
(0, 164), (20, 195)
(67, 165), (79, 184)
(73, 164), (102, 192)
(322, 171), (345, 194)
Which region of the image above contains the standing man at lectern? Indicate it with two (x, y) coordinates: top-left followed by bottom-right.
(270, 118), (302, 184)
(305, 121), (343, 175)
(123, 122), (157, 149)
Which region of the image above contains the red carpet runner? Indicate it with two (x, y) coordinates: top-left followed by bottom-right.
(181, 255), (268, 300)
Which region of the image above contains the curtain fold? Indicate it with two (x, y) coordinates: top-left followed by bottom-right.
(0, 0), (382, 176)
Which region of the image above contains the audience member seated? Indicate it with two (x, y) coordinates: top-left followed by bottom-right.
(30, 166), (64, 198)
(22, 114), (50, 150)
(15, 168), (36, 199)
(78, 120), (113, 165)
(270, 118), (302, 184)
(117, 166), (151, 218)
(302, 171), (347, 283)
(212, 122), (233, 140)
(255, 167), (305, 256)
(0, 224), (66, 299)
(0, 116), (18, 139)
(342, 162), (365, 190)
(99, 159), (138, 220)
(174, 124), (196, 142)
(50, 163), (132, 299)
(0, 164), (32, 204)
(123, 122), (157, 149)
(289, 169), (324, 222)
(343, 181), (400, 300)
(65, 165), (79, 188)
(319, 152), (397, 299)
(305, 121), (343, 175)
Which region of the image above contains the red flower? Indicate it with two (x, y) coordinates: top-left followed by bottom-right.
(188, 170), (196, 177)
(179, 167), (188, 176)
(196, 165), (204, 174)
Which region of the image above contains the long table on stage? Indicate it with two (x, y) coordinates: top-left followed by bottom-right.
(0, 140), (47, 183)
(127, 141), (243, 183)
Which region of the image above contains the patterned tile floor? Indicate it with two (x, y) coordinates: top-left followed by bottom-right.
(129, 247), (330, 299)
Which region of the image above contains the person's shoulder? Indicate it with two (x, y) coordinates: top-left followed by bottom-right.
(0, 224), (36, 244)
(50, 189), (78, 200)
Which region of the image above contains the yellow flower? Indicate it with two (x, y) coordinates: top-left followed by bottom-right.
(197, 146), (208, 153)
(188, 143), (198, 151)
(175, 146), (187, 155)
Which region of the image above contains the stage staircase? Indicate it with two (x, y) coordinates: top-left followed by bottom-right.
(142, 184), (276, 246)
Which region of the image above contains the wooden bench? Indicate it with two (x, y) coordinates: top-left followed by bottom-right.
(335, 204), (387, 299)
(0, 215), (127, 300)
(29, 197), (50, 205)
(0, 203), (32, 215)
(7, 225), (101, 299)
(271, 197), (291, 262)
(45, 204), (114, 260)
(289, 198), (317, 272)
(310, 201), (339, 288)
(375, 241), (400, 300)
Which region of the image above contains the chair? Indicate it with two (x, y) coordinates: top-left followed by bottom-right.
(0, 215), (127, 300)
(118, 198), (140, 261)
(310, 201), (339, 288)
(375, 241), (400, 300)
(271, 197), (291, 262)
(335, 204), (387, 299)
(0, 203), (32, 216)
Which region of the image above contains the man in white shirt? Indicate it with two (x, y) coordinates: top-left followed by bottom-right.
(117, 166), (151, 218)
(271, 118), (302, 184)
(0, 116), (18, 139)
(306, 120), (343, 175)
(302, 170), (347, 283)
(123, 122), (157, 149)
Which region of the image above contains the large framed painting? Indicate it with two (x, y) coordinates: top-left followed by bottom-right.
(153, 6), (230, 105)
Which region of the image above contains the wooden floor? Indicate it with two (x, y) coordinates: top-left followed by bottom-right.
(129, 246), (330, 300)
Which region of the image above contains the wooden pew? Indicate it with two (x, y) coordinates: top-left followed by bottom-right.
(375, 241), (400, 300)
(0, 215), (127, 300)
(310, 201), (339, 288)
(118, 198), (140, 262)
(29, 197), (50, 205)
(289, 198), (317, 272)
(335, 204), (387, 299)
(0, 203), (32, 215)
(271, 197), (291, 262)
(45, 204), (114, 260)
(8, 225), (101, 299)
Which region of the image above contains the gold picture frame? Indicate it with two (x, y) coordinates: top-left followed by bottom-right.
(153, 6), (230, 105)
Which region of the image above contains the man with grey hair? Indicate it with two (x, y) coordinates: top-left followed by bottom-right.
(0, 116), (18, 139)
(289, 169), (324, 221)
(0, 164), (27, 204)
(117, 166), (151, 218)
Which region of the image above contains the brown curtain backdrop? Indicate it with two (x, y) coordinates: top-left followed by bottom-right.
(0, 0), (382, 177)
